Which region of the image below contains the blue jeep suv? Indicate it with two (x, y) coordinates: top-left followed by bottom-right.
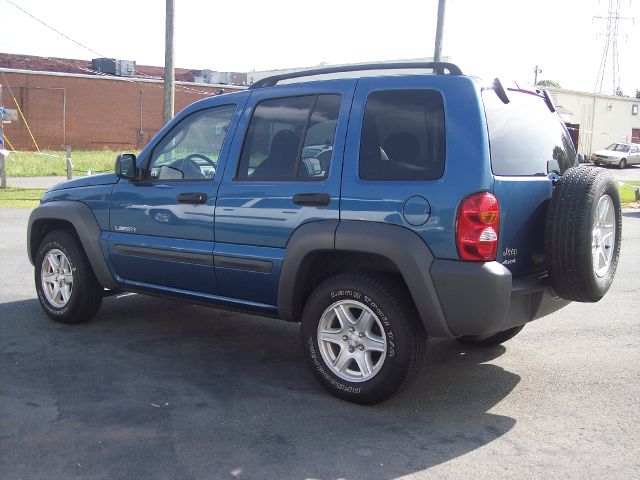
(27, 63), (622, 404)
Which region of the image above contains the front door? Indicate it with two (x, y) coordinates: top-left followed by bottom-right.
(108, 101), (242, 295)
(214, 80), (356, 306)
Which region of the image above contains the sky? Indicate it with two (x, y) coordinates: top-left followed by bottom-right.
(0, 0), (638, 96)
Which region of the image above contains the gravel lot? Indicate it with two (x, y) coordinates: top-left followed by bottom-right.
(1, 208), (639, 480)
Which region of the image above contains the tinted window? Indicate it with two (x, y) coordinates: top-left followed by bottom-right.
(359, 90), (445, 181)
(237, 95), (340, 180)
(149, 105), (235, 181)
(483, 91), (576, 176)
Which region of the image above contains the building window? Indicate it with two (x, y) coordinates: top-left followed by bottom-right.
(632, 104), (638, 116)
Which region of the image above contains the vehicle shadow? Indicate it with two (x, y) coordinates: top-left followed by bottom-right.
(1, 295), (519, 480)
(622, 210), (640, 218)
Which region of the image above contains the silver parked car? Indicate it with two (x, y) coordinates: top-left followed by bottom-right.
(592, 143), (640, 169)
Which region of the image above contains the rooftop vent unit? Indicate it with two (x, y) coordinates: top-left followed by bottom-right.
(91, 58), (135, 77)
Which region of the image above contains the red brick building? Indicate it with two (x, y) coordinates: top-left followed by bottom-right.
(0, 54), (245, 151)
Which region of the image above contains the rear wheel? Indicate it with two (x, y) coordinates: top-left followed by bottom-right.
(301, 273), (425, 404)
(35, 230), (103, 324)
(456, 325), (524, 347)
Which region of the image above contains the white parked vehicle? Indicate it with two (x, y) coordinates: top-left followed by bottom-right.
(592, 143), (640, 169)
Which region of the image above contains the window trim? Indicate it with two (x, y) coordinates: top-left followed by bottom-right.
(144, 103), (237, 183)
(234, 93), (341, 182)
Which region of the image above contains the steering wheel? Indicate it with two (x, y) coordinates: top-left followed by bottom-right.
(183, 153), (216, 179)
(185, 153), (215, 167)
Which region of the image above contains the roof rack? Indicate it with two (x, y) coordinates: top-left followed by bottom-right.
(250, 62), (463, 89)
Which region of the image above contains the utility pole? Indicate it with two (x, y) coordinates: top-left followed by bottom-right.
(0, 83), (6, 189)
(163, 0), (175, 124)
(433, 0), (446, 63)
(534, 65), (542, 85)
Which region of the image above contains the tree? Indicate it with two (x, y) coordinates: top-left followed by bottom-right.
(536, 79), (561, 89)
(636, 89), (640, 99)
(615, 87), (626, 97)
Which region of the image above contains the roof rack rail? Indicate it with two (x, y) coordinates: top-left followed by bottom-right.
(250, 62), (463, 89)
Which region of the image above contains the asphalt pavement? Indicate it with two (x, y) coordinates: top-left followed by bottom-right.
(6, 176), (68, 189)
(1, 208), (639, 479)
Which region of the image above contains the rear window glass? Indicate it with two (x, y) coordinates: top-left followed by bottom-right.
(359, 90), (445, 181)
(483, 90), (576, 176)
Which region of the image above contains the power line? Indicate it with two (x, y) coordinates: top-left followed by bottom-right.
(4, 0), (222, 97)
(4, 0), (106, 58)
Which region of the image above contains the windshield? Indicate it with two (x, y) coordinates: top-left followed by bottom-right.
(606, 143), (630, 152)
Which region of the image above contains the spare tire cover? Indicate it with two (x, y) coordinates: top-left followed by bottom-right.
(545, 166), (622, 302)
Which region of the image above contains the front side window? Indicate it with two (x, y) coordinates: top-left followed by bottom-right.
(359, 89), (445, 181)
(148, 105), (236, 181)
(237, 94), (341, 180)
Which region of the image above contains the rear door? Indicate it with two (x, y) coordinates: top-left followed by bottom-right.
(214, 80), (356, 306)
(483, 90), (577, 277)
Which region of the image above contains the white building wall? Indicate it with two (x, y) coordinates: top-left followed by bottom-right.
(548, 88), (640, 154)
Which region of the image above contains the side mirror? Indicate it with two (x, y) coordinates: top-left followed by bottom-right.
(115, 153), (137, 180)
(547, 159), (561, 175)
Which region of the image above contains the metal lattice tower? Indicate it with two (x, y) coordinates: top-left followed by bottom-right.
(594, 0), (632, 94)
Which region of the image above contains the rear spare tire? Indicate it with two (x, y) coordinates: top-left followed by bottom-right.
(545, 166), (621, 302)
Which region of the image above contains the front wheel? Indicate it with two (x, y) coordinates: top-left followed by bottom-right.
(619, 159), (627, 169)
(35, 230), (104, 324)
(301, 273), (425, 404)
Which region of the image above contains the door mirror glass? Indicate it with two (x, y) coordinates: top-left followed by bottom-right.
(115, 153), (137, 179)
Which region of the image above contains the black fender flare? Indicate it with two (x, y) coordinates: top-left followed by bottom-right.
(278, 220), (338, 322)
(278, 220), (453, 338)
(27, 201), (119, 290)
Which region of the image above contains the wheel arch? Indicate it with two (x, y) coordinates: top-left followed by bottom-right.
(278, 220), (453, 337)
(28, 201), (119, 289)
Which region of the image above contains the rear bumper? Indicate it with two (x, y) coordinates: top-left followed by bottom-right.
(430, 259), (569, 337)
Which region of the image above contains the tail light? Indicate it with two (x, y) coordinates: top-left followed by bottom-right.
(456, 192), (500, 261)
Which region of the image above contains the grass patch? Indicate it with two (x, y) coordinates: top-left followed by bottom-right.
(3, 150), (130, 177)
(618, 181), (640, 206)
(0, 187), (46, 209)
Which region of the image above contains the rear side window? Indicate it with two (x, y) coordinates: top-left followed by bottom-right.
(483, 90), (576, 176)
(237, 94), (340, 180)
(359, 90), (445, 181)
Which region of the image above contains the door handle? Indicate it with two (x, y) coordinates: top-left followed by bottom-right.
(292, 193), (331, 206)
(177, 192), (208, 204)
